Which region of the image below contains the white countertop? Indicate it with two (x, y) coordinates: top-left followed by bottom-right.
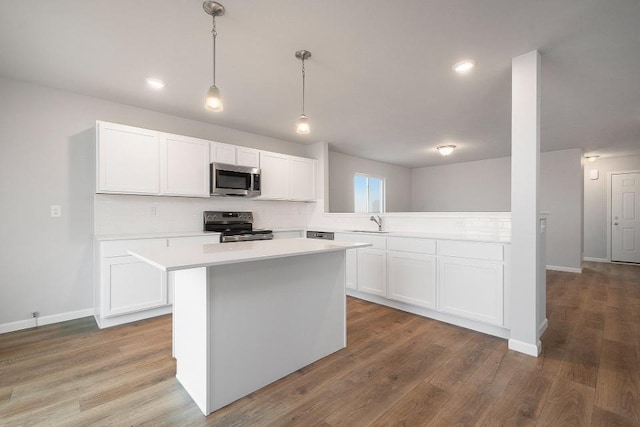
(95, 231), (221, 241)
(318, 230), (511, 244)
(129, 238), (371, 272)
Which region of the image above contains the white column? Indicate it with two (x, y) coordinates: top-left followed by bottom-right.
(509, 50), (542, 356)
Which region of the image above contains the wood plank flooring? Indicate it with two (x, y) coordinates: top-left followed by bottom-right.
(1, 261), (639, 426)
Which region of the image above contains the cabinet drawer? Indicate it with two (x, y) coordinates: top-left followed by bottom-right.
(100, 238), (167, 258)
(167, 235), (221, 247)
(343, 234), (386, 250)
(387, 237), (436, 254)
(437, 240), (503, 261)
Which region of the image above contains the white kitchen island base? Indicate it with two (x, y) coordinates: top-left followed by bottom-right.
(173, 250), (347, 415)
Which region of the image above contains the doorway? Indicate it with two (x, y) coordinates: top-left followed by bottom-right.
(611, 172), (640, 263)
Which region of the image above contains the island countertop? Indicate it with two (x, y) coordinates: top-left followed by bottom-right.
(128, 238), (371, 272)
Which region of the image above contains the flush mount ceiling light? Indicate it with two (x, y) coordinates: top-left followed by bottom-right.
(585, 155), (600, 163)
(203, 1), (225, 112)
(145, 77), (166, 90)
(453, 59), (475, 74)
(295, 50), (312, 134)
(437, 145), (456, 156)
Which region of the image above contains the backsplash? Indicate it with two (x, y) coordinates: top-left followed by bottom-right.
(94, 194), (310, 236)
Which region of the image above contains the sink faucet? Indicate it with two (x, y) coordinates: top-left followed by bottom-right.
(370, 215), (383, 231)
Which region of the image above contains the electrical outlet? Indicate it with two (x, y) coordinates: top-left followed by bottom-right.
(31, 311), (40, 318)
(50, 205), (62, 217)
(149, 206), (157, 217)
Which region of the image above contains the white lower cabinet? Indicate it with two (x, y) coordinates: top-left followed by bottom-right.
(337, 233), (508, 335)
(96, 234), (220, 328)
(357, 248), (387, 296)
(387, 251), (436, 309)
(437, 256), (504, 326)
(102, 256), (167, 317)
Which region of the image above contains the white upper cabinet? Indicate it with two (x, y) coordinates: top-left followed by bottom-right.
(259, 151), (316, 201)
(96, 121), (160, 194)
(236, 147), (260, 168)
(210, 142), (260, 168)
(289, 156), (316, 201)
(160, 133), (210, 197)
(210, 141), (237, 165)
(259, 151), (291, 200)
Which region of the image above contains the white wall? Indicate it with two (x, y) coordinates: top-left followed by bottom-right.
(410, 149), (584, 271)
(584, 154), (640, 260)
(0, 76), (311, 327)
(328, 151), (412, 213)
(411, 157), (511, 211)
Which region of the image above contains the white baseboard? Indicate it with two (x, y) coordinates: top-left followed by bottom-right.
(583, 257), (609, 263)
(0, 308), (95, 334)
(546, 265), (582, 273)
(508, 338), (542, 357)
(538, 318), (549, 338)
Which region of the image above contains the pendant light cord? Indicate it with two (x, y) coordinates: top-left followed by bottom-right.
(301, 58), (306, 115)
(211, 15), (217, 86)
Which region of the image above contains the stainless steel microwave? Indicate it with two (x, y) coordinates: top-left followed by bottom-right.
(210, 163), (261, 197)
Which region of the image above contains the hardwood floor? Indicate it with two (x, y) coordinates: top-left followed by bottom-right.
(1, 261), (639, 426)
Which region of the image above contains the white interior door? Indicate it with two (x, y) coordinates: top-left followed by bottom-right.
(611, 172), (640, 263)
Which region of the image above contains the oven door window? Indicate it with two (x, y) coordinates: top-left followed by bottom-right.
(216, 170), (251, 190)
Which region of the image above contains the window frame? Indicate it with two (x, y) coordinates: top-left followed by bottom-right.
(353, 173), (386, 214)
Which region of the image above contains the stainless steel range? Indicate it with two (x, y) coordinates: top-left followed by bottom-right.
(203, 211), (273, 243)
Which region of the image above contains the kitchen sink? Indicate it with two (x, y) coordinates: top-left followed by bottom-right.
(346, 230), (391, 234)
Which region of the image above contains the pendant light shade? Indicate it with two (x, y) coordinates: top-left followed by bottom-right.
(295, 50), (312, 134)
(203, 1), (225, 112)
(205, 85), (223, 112)
(296, 114), (310, 134)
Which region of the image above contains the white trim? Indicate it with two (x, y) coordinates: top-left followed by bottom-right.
(508, 338), (542, 357)
(538, 318), (548, 338)
(0, 318), (36, 334)
(0, 308), (95, 334)
(583, 257), (609, 263)
(607, 170), (640, 262)
(546, 265), (582, 273)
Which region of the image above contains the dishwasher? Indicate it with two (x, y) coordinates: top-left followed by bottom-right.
(306, 231), (334, 240)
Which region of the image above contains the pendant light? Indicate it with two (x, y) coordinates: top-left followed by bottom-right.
(203, 1), (225, 112)
(295, 50), (312, 134)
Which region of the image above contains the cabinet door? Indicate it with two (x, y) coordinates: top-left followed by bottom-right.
(388, 251), (436, 309)
(160, 133), (210, 197)
(210, 141), (237, 165)
(357, 248), (387, 296)
(345, 249), (358, 290)
(237, 147), (260, 168)
(102, 256), (167, 317)
(437, 256), (504, 325)
(97, 121), (160, 194)
(259, 151), (290, 199)
(289, 156), (316, 201)
(335, 233), (358, 290)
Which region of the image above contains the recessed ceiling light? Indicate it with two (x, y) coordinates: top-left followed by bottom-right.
(145, 77), (166, 90)
(437, 145), (456, 156)
(452, 60), (475, 74)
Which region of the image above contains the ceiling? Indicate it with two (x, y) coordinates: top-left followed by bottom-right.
(1, 0), (639, 168)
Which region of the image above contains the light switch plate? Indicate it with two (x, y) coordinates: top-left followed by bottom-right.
(589, 169), (599, 180)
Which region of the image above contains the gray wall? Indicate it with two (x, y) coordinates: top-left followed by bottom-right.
(410, 149), (584, 270)
(411, 157), (511, 211)
(0, 76), (308, 326)
(328, 151), (412, 213)
(584, 154), (640, 260)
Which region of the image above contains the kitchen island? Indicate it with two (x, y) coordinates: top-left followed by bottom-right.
(129, 238), (370, 416)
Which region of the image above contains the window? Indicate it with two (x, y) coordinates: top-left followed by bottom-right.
(354, 174), (384, 213)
